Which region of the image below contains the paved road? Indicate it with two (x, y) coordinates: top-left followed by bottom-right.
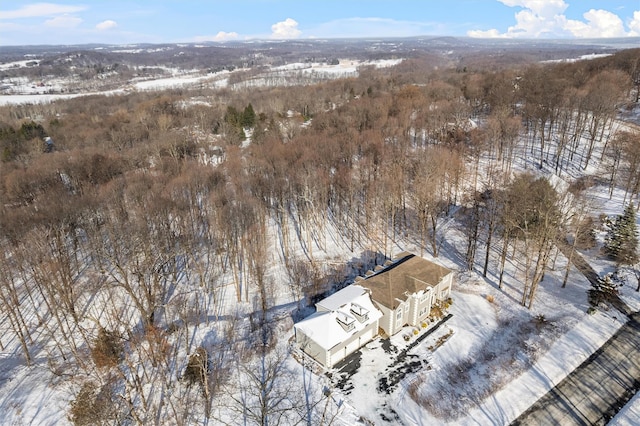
(512, 312), (640, 425)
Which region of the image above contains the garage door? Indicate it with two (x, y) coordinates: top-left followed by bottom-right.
(346, 337), (361, 356)
(332, 347), (346, 365)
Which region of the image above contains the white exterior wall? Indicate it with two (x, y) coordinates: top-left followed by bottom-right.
(391, 301), (409, 335)
(327, 320), (378, 367)
(417, 287), (433, 324)
(377, 304), (394, 336)
(436, 273), (453, 301)
(409, 288), (433, 326)
(295, 329), (328, 367)
(409, 295), (418, 326)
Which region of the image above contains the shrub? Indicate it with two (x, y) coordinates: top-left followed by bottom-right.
(430, 303), (444, 319)
(183, 346), (210, 387)
(69, 381), (119, 426)
(91, 328), (123, 368)
(533, 314), (548, 329)
(568, 176), (595, 193)
(485, 294), (495, 303)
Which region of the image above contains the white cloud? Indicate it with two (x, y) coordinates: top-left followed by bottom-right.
(629, 11), (640, 36)
(44, 15), (82, 28)
(468, 0), (640, 38)
(500, 0), (567, 17)
(213, 31), (239, 41)
(96, 20), (117, 31)
(565, 9), (627, 38)
(467, 28), (506, 38)
(193, 31), (240, 42)
(0, 3), (86, 19)
(271, 18), (301, 39)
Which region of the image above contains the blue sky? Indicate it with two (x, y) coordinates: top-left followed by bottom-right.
(1, 1), (639, 45)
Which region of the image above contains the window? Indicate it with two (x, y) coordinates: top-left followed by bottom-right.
(396, 310), (403, 321)
(336, 312), (355, 331)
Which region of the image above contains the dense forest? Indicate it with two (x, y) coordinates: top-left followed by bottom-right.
(0, 46), (639, 424)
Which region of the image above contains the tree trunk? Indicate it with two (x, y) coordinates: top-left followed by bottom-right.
(483, 217), (495, 278)
(498, 232), (510, 289)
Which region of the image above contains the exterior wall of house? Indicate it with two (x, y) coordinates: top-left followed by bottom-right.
(326, 320), (378, 367)
(415, 287), (434, 324)
(376, 304), (394, 336)
(408, 295), (418, 326)
(408, 287), (434, 326)
(391, 300), (410, 335)
(436, 273), (453, 301)
(295, 329), (328, 367)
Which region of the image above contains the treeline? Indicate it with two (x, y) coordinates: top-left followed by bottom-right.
(0, 48), (638, 424)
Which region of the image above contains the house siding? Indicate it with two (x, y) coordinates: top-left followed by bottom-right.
(327, 320), (378, 367)
(392, 302), (408, 335)
(295, 329), (328, 367)
(376, 304), (394, 336)
(436, 274), (453, 301)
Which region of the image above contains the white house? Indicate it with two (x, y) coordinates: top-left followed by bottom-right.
(359, 252), (453, 337)
(294, 285), (382, 368)
(294, 252), (453, 368)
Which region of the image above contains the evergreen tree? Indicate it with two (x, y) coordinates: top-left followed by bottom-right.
(18, 121), (46, 141)
(605, 202), (639, 266)
(224, 106), (241, 128)
(242, 103), (256, 128)
(588, 272), (619, 306)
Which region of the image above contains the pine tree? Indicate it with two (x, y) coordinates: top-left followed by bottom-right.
(588, 272), (619, 306)
(605, 202), (639, 266)
(242, 103), (256, 128)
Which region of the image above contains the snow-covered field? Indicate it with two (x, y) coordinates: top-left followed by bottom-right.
(541, 53), (613, 64)
(0, 58), (401, 105)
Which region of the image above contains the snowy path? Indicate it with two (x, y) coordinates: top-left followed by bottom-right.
(556, 237), (632, 316)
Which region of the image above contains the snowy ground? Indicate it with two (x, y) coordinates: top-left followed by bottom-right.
(610, 391), (640, 426)
(328, 248), (637, 425)
(1, 156), (637, 425)
(0, 58), (401, 105)
(317, 182), (640, 425)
